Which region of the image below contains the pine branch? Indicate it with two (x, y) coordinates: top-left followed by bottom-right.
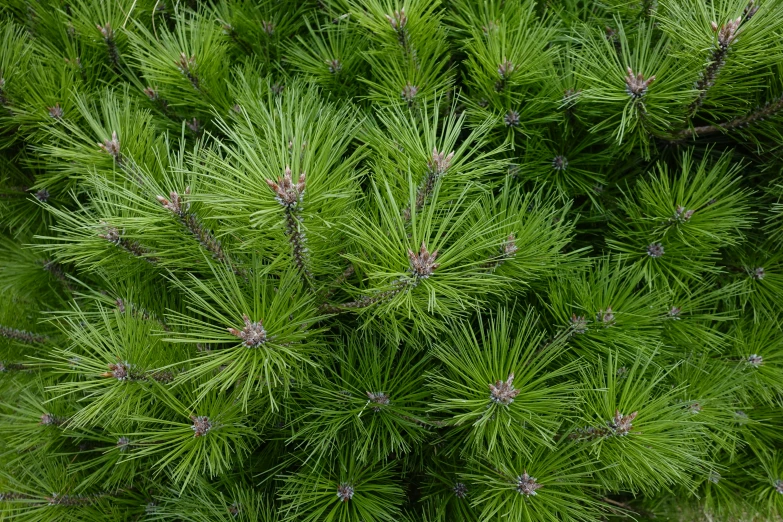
(176, 52), (201, 91)
(385, 9), (418, 68)
(0, 325), (48, 344)
(321, 279), (411, 313)
(98, 131), (123, 166)
(687, 18), (741, 116)
(321, 242), (438, 312)
(99, 361), (174, 384)
(284, 209), (311, 279)
(143, 86), (177, 121)
(42, 259), (74, 291)
(38, 413), (66, 427)
(0, 362), (28, 371)
(98, 224), (158, 263)
(97, 23), (121, 71)
(401, 148), (454, 221)
(3, 3), (783, 519)
(266, 166), (313, 280)
(0, 492), (31, 501)
(568, 410), (638, 440)
(675, 94), (783, 140)
(156, 187), (245, 278)
(0, 488), (133, 507)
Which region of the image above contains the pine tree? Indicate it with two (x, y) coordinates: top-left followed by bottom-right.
(2, 0), (783, 521)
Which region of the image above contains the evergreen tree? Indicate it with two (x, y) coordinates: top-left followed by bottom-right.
(2, 0), (783, 520)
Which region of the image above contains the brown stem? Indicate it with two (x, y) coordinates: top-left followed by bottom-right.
(118, 237), (157, 262)
(0, 326), (47, 344)
(403, 171), (436, 221)
(0, 362), (28, 371)
(0, 492), (32, 501)
(318, 265), (355, 302)
(396, 29), (418, 69)
(320, 279), (413, 313)
(101, 365), (176, 384)
(40, 487), (133, 507)
(100, 227), (158, 263)
(180, 212), (246, 279)
(43, 260), (74, 292)
(402, 150), (453, 221)
(284, 208), (313, 280)
(106, 38), (120, 70)
(674, 95), (783, 141)
(158, 190), (247, 278)
(688, 46), (729, 116)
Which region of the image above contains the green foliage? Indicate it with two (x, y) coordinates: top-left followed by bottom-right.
(429, 309), (577, 459)
(277, 447), (405, 522)
(2, 0), (783, 521)
(289, 334), (431, 462)
(466, 441), (604, 522)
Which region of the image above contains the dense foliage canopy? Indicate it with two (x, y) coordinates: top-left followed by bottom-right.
(2, 0), (783, 520)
